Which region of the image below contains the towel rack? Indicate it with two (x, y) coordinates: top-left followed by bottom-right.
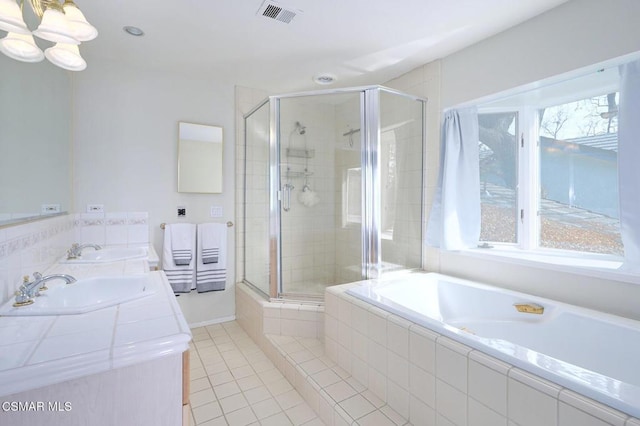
(160, 221), (233, 230)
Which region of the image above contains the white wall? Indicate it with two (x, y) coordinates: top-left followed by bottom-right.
(387, 0), (640, 320)
(73, 66), (236, 325)
(440, 0), (640, 109)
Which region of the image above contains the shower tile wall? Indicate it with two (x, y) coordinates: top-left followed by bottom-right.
(279, 102), (338, 295)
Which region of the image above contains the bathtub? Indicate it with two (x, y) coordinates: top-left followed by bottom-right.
(346, 272), (640, 418)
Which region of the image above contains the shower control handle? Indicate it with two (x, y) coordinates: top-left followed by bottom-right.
(282, 183), (294, 212)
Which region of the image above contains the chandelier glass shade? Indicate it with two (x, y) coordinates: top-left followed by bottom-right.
(0, 0), (96, 70)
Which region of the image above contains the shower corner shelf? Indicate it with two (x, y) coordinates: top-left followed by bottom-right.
(286, 170), (314, 178)
(286, 148), (315, 158)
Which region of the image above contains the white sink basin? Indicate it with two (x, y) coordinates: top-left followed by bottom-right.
(0, 275), (155, 316)
(59, 247), (148, 263)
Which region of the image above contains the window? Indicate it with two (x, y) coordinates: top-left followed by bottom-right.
(343, 167), (361, 226)
(479, 112), (519, 244)
(478, 90), (623, 257)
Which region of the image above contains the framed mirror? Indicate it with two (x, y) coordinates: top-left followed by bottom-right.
(178, 122), (223, 193)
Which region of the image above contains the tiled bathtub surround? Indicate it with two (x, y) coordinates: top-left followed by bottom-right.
(236, 283), (410, 425)
(324, 283), (640, 426)
(236, 282), (324, 342)
(0, 214), (74, 305)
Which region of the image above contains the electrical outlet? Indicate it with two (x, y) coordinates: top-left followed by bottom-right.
(177, 206), (186, 217)
(86, 204), (104, 213)
(210, 206), (223, 218)
(41, 204), (60, 214)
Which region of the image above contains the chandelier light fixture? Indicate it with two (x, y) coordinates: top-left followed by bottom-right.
(0, 0), (96, 71)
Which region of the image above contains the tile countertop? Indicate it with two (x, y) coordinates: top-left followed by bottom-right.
(0, 252), (191, 397)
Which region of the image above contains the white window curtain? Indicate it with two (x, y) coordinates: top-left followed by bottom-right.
(618, 59), (640, 271)
(426, 107), (481, 249)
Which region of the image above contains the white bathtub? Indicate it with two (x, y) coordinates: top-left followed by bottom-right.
(346, 272), (640, 418)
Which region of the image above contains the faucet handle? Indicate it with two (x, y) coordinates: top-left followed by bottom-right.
(33, 272), (48, 291)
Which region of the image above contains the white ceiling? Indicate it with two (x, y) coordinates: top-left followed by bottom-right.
(77, 0), (569, 93)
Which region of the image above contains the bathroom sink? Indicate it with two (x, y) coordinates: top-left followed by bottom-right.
(0, 275), (155, 316)
(59, 247), (148, 263)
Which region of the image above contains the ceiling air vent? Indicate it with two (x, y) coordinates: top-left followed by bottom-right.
(257, 0), (302, 24)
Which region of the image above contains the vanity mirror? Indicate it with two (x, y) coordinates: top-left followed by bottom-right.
(178, 122), (223, 194)
(0, 54), (72, 226)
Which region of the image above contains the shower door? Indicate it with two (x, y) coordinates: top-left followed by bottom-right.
(243, 86), (426, 300)
(243, 100), (271, 297)
(276, 91), (364, 298)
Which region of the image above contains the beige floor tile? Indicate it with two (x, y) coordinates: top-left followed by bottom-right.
(266, 377), (294, 396)
(214, 381), (242, 399)
(258, 368), (285, 384)
(259, 412), (294, 426)
(251, 397), (282, 420)
(191, 366), (208, 381)
(251, 359), (276, 373)
(220, 393), (249, 414)
(199, 416), (229, 426)
(192, 401), (223, 424)
(191, 388), (217, 408)
(226, 355), (250, 369)
(205, 361), (230, 376)
(237, 375), (263, 392)
(300, 419), (324, 426)
(231, 365), (256, 380)
(225, 406), (257, 426)
(210, 370), (236, 386)
(244, 386), (273, 405)
(196, 339), (216, 350)
(275, 389), (305, 410)
(285, 402), (317, 425)
(189, 321), (329, 426)
(191, 377), (213, 394)
(217, 342), (239, 353)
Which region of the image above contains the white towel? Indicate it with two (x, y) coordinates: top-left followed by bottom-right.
(170, 223), (193, 265)
(163, 223), (196, 292)
(196, 223), (227, 292)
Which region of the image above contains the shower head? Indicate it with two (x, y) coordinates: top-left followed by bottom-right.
(295, 121), (306, 135)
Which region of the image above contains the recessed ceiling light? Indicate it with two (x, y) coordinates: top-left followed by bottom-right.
(313, 74), (336, 85)
(123, 26), (144, 37)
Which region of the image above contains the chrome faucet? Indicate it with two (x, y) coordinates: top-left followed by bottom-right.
(67, 243), (102, 259)
(13, 272), (77, 307)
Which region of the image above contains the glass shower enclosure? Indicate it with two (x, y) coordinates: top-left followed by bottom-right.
(243, 86), (425, 300)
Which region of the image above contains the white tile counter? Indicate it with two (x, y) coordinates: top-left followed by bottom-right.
(0, 253), (191, 398)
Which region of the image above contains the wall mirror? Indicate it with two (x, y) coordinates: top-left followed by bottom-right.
(178, 122), (223, 193)
(0, 54), (72, 226)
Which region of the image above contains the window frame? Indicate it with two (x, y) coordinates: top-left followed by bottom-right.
(477, 97), (624, 263)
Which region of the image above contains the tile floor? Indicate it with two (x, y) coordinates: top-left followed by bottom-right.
(187, 321), (325, 426)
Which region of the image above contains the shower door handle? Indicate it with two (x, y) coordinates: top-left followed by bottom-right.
(282, 183), (294, 212)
